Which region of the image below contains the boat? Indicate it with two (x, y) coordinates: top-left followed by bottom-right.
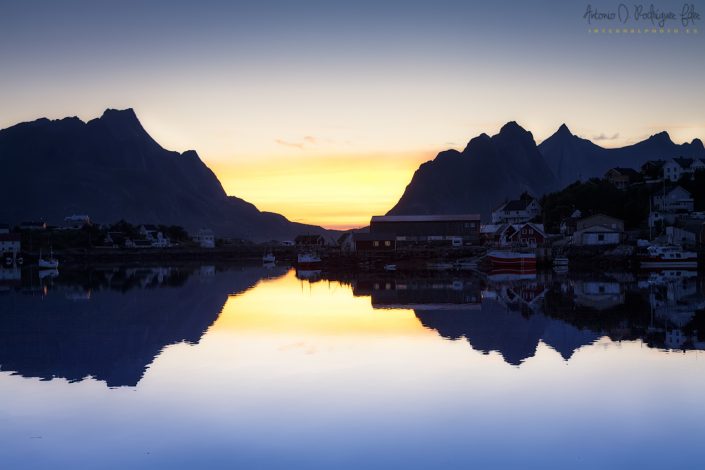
(297, 252), (321, 269)
(38, 268), (59, 280)
(553, 257), (569, 266)
(427, 262), (454, 271)
(487, 250), (536, 267)
(640, 245), (697, 269)
(262, 252), (276, 264)
(38, 247), (59, 269)
(455, 259), (478, 270)
(383, 264), (397, 271)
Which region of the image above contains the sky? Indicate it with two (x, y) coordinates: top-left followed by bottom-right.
(1, 0), (704, 229)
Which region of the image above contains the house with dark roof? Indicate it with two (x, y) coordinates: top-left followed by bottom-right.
(604, 167), (642, 189)
(295, 234), (326, 247)
(663, 157), (705, 182)
(352, 232), (396, 252)
(491, 195), (541, 224)
(573, 214), (624, 246)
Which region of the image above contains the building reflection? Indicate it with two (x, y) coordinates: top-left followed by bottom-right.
(326, 267), (705, 365)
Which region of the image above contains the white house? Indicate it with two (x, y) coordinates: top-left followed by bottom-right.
(573, 214), (624, 246)
(491, 196), (541, 224)
(653, 186), (694, 213)
(195, 229), (215, 248)
(663, 158), (705, 182)
(0, 232), (21, 262)
(138, 225), (171, 248)
(665, 226), (697, 247)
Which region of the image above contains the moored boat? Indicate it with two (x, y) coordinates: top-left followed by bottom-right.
(297, 252), (321, 269)
(38, 247), (59, 269)
(640, 245), (697, 269)
(487, 250), (536, 267)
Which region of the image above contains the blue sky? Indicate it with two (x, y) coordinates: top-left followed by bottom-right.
(2, 0), (703, 227)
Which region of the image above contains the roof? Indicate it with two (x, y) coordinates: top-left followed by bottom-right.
(577, 213), (623, 230)
(371, 214), (480, 223)
(672, 157), (694, 169)
(495, 198), (537, 213)
(606, 167), (640, 177)
(663, 186), (692, 198)
(0, 233), (21, 241)
(353, 232), (396, 241)
(295, 234), (324, 242)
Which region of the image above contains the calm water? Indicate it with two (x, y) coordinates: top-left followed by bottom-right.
(1, 265), (704, 469)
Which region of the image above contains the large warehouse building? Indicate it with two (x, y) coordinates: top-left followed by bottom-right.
(369, 214), (481, 247)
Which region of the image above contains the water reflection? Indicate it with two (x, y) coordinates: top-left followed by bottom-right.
(328, 268), (705, 364)
(0, 265), (288, 387)
(1, 265), (704, 389)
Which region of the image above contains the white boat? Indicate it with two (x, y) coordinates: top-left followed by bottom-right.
(640, 245), (697, 269)
(427, 262), (454, 270)
(38, 268), (58, 280)
(487, 250), (536, 267)
(553, 257), (569, 266)
(297, 252), (321, 269)
(455, 259), (478, 270)
(262, 252), (275, 264)
(38, 248), (59, 269)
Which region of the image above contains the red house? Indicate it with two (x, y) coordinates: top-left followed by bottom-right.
(505, 223), (545, 248)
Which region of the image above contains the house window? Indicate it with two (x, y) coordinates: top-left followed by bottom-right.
(373, 241), (379, 247)
(598, 234), (605, 241)
(384, 241), (391, 247)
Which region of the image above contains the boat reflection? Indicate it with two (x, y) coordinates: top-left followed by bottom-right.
(323, 267), (705, 364)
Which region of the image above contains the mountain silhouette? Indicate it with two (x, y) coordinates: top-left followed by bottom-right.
(0, 109), (329, 241)
(387, 122), (558, 219)
(0, 266), (287, 387)
(539, 124), (705, 187)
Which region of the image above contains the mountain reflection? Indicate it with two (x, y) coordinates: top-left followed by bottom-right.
(0, 265), (287, 387)
(329, 269), (705, 365)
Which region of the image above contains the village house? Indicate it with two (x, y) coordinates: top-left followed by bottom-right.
(653, 186), (694, 213)
(483, 223), (546, 248)
(0, 232), (21, 263)
(664, 226), (697, 248)
(352, 233), (396, 252)
(19, 221), (46, 230)
(641, 160), (665, 180)
(604, 167), (642, 190)
(663, 157), (705, 182)
(572, 214), (624, 246)
(63, 214), (91, 229)
(491, 195), (541, 224)
(103, 231), (128, 248)
(195, 229), (215, 248)
(560, 210), (582, 236)
(295, 234), (326, 247)
(369, 214), (481, 247)
(138, 225), (171, 248)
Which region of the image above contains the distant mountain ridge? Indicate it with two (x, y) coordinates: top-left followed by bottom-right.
(539, 124), (705, 188)
(388, 122), (705, 220)
(388, 121), (558, 219)
(0, 108), (331, 241)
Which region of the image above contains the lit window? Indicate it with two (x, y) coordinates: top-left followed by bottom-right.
(373, 241), (379, 247)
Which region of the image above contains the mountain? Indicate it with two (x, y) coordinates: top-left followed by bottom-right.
(539, 124), (705, 187)
(0, 109), (330, 241)
(387, 121), (558, 219)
